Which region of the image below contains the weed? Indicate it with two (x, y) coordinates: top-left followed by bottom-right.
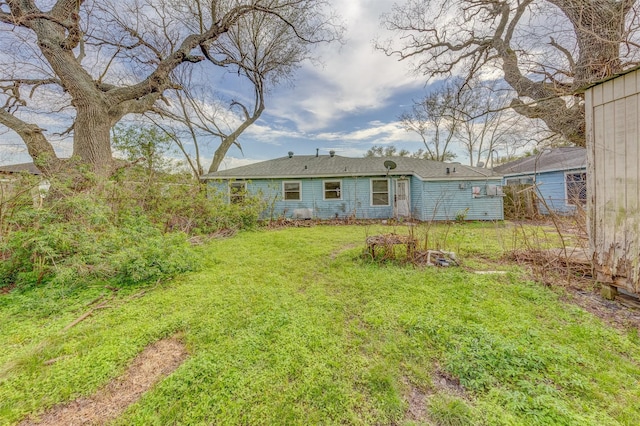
(428, 394), (474, 426)
(1, 225), (639, 425)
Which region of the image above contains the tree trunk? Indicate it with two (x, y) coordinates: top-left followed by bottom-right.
(552, 0), (626, 84)
(208, 102), (264, 173)
(73, 104), (114, 176)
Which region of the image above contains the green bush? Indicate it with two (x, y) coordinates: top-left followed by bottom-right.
(0, 199), (199, 289)
(109, 231), (199, 285)
(0, 169), (263, 290)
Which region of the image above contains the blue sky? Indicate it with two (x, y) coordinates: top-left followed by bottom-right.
(216, 0), (430, 169)
(0, 0), (440, 168)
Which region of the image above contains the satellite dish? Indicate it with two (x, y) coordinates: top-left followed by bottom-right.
(384, 160), (397, 170)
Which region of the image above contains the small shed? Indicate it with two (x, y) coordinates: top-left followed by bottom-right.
(584, 67), (640, 296)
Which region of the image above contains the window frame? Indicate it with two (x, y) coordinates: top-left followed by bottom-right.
(229, 181), (247, 204)
(565, 171), (587, 206)
(370, 178), (390, 206)
(282, 180), (302, 201)
(505, 176), (534, 186)
(323, 179), (342, 200)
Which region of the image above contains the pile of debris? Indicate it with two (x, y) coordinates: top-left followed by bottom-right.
(365, 233), (458, 267)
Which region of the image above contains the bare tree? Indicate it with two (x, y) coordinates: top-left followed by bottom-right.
(364, 145), (411, 157)
(453, 79), (532, 167)
(380, 0), (640, 146)
(150, 5), (317, 176)
(399, 82), (459, 161)
(0, 0), (339, 176)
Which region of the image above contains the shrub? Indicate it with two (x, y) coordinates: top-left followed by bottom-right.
(0, 167), (264, 287)
(0, 196), (200, 289)
(0, 169), (263, 290)
(109, 229), (199, 285)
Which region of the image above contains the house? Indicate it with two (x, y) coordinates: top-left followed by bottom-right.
(584, 66), (640, 297)
(0, 162), (43, 175)
(0, 162), (49, 207)
(493, 147), (587, 215)
(202, 153), (504, 221)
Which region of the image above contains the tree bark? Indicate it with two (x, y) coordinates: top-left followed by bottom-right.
(381, 0), (636, 147)
(73, 105), (114, 176)
(1, 0), (337, 177)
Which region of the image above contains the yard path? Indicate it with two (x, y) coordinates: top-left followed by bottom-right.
(19, 337), (187, 426)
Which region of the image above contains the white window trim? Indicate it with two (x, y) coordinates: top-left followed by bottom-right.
(282, 180), (302, 201)
(323, 179), (342, 200)
(370, 178), (390, 206)
(564, 171), (587, 206)
(229, 181), (247, 203)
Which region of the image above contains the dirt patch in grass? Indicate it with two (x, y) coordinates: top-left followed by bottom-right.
(403, 365), (469, 423)
(563, 285), (640, 331)
(404, 382), (429, 422)
(506, 246), (640, 332)
(20, 336), (188, 426)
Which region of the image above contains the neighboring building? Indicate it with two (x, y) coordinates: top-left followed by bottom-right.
(0, 162), (43, 176)
(494, 147), (587, 215)
(0, 162), (49, 207)
(584, 66), (640, 297)
(202, 153), (504, 221)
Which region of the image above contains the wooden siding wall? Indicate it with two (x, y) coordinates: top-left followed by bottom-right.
(419, 180), (504, 221)
(585, 69), (640, 293)
(208, 177), (504, 221)
(506, 170), (585, 215)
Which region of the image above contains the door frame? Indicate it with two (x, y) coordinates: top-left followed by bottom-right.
(394, 178), (411, 218)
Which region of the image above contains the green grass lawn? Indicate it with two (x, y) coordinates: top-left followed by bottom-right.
(1, 223), (640, 425)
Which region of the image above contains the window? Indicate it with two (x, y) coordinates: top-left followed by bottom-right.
(283, 181), (301, 201)
(229, 181), (247, 204)
(566, 172), (587, 205)
(324, 180), (341, 200)
(371, 179), (389, 206)
(505, 176), (534, 186)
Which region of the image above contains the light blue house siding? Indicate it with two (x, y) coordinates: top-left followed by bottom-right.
(417, 180), (504, 221)
(495, 147), (587, 216)
(209, 176), (504, 221)
(502, 169), (586, 215)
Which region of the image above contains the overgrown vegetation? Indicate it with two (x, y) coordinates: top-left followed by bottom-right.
(2, 224), (639, 425)
(0, 167), (264, 291)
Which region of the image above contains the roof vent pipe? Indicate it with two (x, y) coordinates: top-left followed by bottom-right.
(288, 151), (294, 158)
(316, 148), (319, 157)
(329, 150), (335, 157)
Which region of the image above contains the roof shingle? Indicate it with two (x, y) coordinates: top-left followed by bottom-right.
(202, 155), (500, 180)
(493, 147), (586, 175)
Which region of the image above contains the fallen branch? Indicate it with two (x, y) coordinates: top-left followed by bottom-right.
(63, 301), (110, 331)
(84, 294), (105, 307)
(43, 355), (71, 366)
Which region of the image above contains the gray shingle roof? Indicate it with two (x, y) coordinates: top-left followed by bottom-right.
(0, 162), (42, 175)
(493, 147), (586, 175)
(202, 155), (500, 181)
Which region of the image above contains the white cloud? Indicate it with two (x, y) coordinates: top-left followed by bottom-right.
(268, 0), (422, 132)
(315, 120), (421, 144)
(217, 156), (261, 170)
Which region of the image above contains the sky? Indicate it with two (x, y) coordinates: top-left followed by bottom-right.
(216, 0), (430, 170)
(0, 0), (445, 169)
